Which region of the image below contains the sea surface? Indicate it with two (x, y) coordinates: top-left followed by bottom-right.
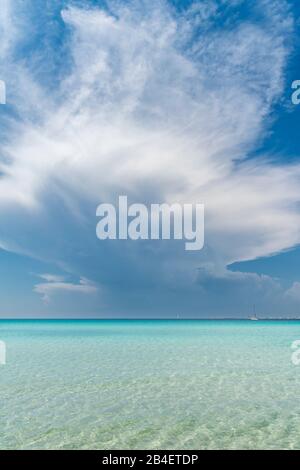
(1, 320), (300, 450)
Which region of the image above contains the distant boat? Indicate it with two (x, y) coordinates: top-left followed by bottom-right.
(249, 305), (259, 321)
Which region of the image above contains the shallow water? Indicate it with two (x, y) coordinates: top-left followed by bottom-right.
(1, 320), (300, 449)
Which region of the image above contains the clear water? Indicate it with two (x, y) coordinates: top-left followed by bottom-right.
(1, 320), (300, 450)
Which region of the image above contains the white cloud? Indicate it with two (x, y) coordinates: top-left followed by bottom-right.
(38, 273), (67, 283)
(0, 0), (299, 313)
(34, 274), (98, 303)
(285, 282), (300, 302)
(0, 0), (16, 59)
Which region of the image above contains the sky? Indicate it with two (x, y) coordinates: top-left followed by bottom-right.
(0, 0), (300, 318)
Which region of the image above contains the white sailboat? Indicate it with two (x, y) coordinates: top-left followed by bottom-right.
(249, 305), (259, 321)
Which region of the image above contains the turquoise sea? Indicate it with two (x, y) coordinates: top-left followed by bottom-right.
(1, 320), (300, 450)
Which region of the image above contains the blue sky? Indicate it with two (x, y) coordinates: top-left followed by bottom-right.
(0, 0), (300, 318)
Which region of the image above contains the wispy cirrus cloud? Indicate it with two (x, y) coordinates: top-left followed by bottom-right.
(38, 273), (67, 283)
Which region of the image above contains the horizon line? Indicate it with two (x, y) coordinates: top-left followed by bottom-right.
(1, 317), (300, 321)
